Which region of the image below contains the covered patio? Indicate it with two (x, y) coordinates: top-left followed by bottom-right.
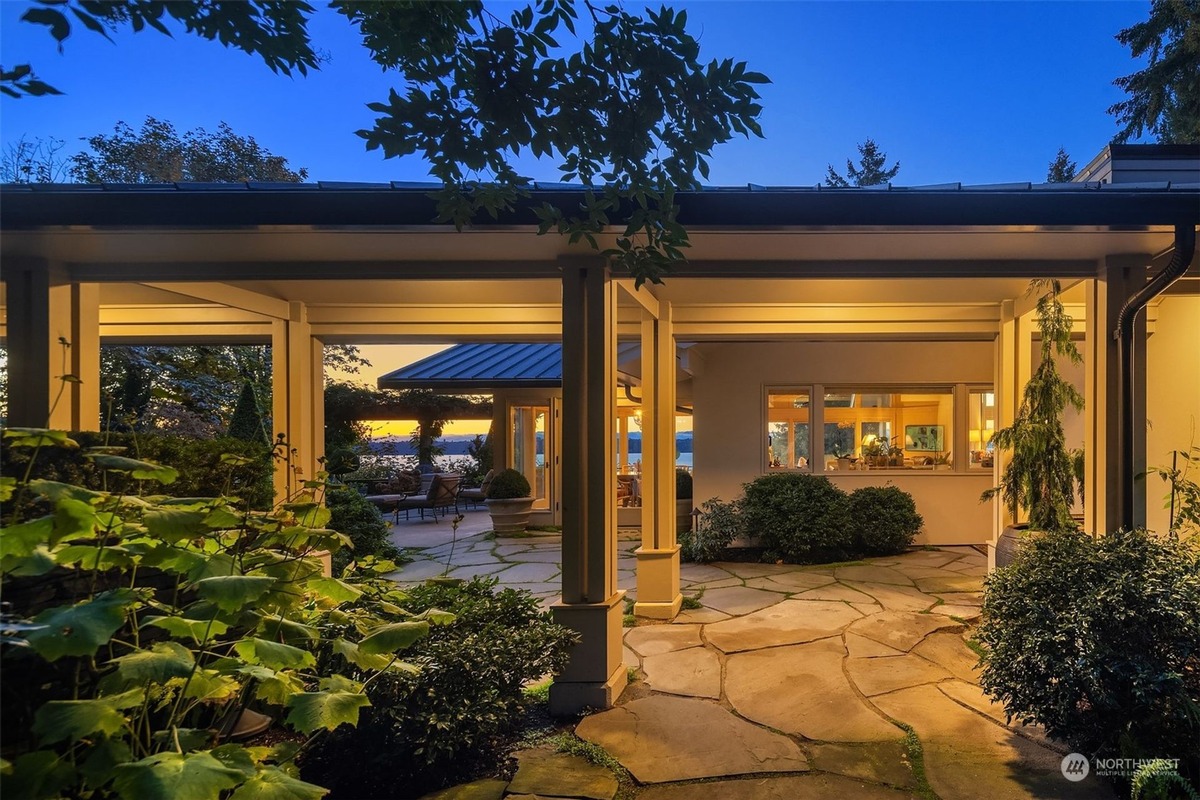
(2, 147), (1197, 713)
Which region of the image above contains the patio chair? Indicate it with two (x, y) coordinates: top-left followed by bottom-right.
(393, 473), (462, 522)
(459, 469), (494, 510)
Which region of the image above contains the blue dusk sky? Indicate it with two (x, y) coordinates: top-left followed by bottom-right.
(1, 1), (1152, 188)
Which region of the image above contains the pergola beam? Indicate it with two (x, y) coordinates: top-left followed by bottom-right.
(140, 282), (291, 319)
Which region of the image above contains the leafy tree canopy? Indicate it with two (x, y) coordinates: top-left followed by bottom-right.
(71, 117), (309, 183)
(4, 0), (769, 286)
(1109, 0), (1200, 144)
(824, 138), (901, 187)
(1045, 147), (1077, 183)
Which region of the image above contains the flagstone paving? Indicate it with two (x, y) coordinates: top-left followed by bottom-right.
(395, 513), (1112, 799)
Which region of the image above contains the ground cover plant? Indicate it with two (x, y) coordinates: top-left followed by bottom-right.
(301, 577), (577, 799)
(0, 427), (445, 800)
(979, 527), (1200, 794)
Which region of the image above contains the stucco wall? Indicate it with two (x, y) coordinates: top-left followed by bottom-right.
(1146, 294), (1200, 535)
(692, 340), (996, 545)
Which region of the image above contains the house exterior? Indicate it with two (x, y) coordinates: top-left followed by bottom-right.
(2, 143), (1197, 712)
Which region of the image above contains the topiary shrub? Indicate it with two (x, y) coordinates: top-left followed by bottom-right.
(676, 469), (693, 499)
(978, 528), (1200, 794)
(326, 486), (404, 575)
(847, 485), (922, 555)
(302, 577), (577, 799)
(681, 497), (741, 563)
(486, 467), (531, 499)
(740, 473), (852, 563)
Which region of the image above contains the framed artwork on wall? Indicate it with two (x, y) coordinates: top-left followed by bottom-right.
(905, 424), (945, 452)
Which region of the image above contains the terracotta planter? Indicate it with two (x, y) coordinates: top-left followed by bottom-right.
(486, 497), (535, 533)
(676, 499), (694, 534)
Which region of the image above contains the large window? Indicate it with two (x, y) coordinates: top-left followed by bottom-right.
(823, 388), (953, 469)
(510, 404), (549, 509)
(967, 389), (996, 469)
(766, 391), (811, 470)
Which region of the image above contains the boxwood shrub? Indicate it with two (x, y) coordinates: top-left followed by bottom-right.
(486, 467), (531, 499)
(681, 497), (742, 563)
(741, 473), (854, 563)
(978, 528), (1200, 793)
(302, 577), (577, 799)
(848, 486), (923, 555)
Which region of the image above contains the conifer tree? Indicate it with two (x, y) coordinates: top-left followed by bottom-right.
(1045, 148), (1077, 183)
(825, 139), (901, 186)
(227, 382), (267, 445)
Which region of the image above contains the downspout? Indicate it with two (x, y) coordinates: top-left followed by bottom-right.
(1113, 223), (1196, 531)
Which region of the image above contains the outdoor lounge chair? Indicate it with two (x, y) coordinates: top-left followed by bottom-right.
(458, 469), (494, 509)
(392, 473), (462, 522)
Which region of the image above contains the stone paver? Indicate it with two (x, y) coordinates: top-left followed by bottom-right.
(848, 610), (960, 652)
(576, 695), (808, 783)
(725, 639), (901, 742)
(419, 778), (508, 800)
(873, 685), (1112, 799)
(840, 581), (938, 613)
(912, 574), (983, 594)
(641, 646), (721, 699)
(808, 741), (916, 788)
(700, 585), (783, 615)
(638, 774), (917, 800)
(911, 633), (982, 683)
(834, 565), (914, 585)
(845, 632), (906, 658)
(705, 600), (862, 653)
(507, 749), (618, 800)
(498, 562), (560, 582)
(674, 606), (730, 624)
(846, 654), (953, 697)
(793, 583), (877, 604)
(624, 624), (703, 656)
(929, 603), (982, 621)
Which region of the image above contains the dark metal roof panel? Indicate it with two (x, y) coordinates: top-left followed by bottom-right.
(378, 343), (564, 389)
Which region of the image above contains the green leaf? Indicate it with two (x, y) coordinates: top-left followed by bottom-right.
(145, 508), (209, 543)
(210, 744), (257, 777)
(111, 752), (245, 800)
(80, 737), (134, 789)
(416, 608), (456, 626)
(306, 576), (363, 604)
(54, 544), (135, 570)
(5, 545), (57, 577)
(144, 615), (229, 644)
(284, 690), (371, 734)
(33, 688), (143, 744)
(238, 665), (306, 706)
(178, 670), (240, 703)
(358, 620), (429, 655)
(331, 637), (394, 671)
(2, 427), (79, 449)
(87, 453), (179, 484)
(103, 641), (194, 690)
(0, 476), (15, 502)
(150, 728), (212, 753)
(229, 766), (328, 800)
(194, 575), (276, 611)
(2, 750), (77, 799)
(257, 616), (318, 644)
(26, 589), (137, 661)
(27, 479), (105, 504)
(53, 497), (100, 541)
(0, 515), (53, 560)
(234, 638), (315, 670)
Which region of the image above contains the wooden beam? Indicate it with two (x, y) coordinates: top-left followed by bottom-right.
(616, 280), (660, 318)
(141, 282), (291, 319)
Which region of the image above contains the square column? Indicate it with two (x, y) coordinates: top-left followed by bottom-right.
(271, 302), (321, 500)
(4, 263), (99, 430)
(1085, 258), (1148, 533)
(636, 301), (681, 619)
(551, 262), (626, 715)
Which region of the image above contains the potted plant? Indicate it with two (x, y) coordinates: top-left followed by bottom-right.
(982, 279), (1083, 566)
(676, 469), (695, 533)
(485, 468), (535, 533)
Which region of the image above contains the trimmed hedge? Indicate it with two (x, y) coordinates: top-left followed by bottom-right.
(741, 473), (853, 563)
(979, 529), (1200, 794)
(486, 467), (530, 499)
(848, 486), (923, 555)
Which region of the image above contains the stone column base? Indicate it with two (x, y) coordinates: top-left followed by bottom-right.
(550, 591), (627, 716)
(634, 545), (681, 620)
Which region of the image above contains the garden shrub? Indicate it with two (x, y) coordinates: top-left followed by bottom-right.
(303, 577), (577, 799)
(740, 473), (853, 563)
(1, 431), (274, 515)
(676, 469), (693, 500)
(0, 427), (429, 800)
(848, 485), (923, 555)
(681, 497), (741, 563)
(979, 528), (1200, 793)
(326, 486), (404, 575)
